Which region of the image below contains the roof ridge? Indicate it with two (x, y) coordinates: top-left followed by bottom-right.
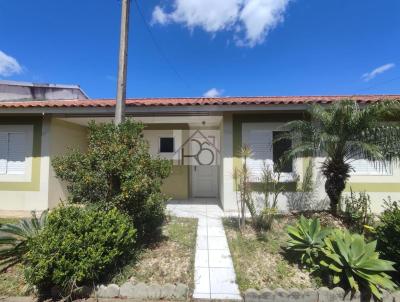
(96, 94), (400, 101)
(1, 95), (399, 109)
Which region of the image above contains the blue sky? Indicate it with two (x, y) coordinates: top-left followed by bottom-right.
(0, 0), (399, 98)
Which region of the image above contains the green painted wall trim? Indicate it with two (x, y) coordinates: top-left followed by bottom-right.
(250, 182), (298, 192)
(0, 117), (42, 191)
(345, 183), (400, 192)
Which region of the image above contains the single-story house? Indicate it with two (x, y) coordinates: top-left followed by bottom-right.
(0, 95), (399, 215)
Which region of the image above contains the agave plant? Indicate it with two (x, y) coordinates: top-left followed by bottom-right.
(320, 229), (397, 300)
(286, 215), (330, 268)
(0, 210), (48, 271)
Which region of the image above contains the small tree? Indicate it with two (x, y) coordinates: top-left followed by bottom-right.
(233, 145), (253, 230)
(234, 146), (286, 231)
(52, 120), (172, 240)
(258, 161), (285, 230)
(283, 100), (400, 215)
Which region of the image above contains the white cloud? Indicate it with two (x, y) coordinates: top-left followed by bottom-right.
(152, 6), (169, 25)
(203, 88), (223, 98)
(239, 0), (290, 46)
(362, 63), (395, 82)
(152, 0), (291, 47)
(0, 50), (22, 77)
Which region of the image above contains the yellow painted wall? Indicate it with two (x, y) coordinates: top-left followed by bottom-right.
(142, 128), (190, 200)
(161, 165), (190, 200)
(47, 118), (88, 208)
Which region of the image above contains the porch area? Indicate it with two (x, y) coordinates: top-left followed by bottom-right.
(58, 115), (224, 203)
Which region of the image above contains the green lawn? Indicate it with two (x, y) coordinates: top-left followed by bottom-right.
(224, 216), (320, 292)
(0, 218), (20, 226)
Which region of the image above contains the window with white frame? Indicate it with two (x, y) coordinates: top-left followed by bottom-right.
(0, 132), (27, 175)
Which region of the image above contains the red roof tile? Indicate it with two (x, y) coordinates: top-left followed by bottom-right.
(0, 95), (399, 109)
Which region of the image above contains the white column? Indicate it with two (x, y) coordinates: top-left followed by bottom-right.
(220, 114), (236, 211)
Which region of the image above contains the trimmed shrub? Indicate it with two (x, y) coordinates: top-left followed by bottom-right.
(24, 206), (136, 294)
(52, 120), (171, 240)
(376, 198), (400, 273)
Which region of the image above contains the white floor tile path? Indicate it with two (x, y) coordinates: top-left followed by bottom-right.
(167, 199), (242, 300)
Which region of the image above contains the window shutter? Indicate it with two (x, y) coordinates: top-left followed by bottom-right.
(7, 133), (26, 175)
(351, 159), (391, 175)
(243, 128), (273, 180)
(0, 133), (7, 174)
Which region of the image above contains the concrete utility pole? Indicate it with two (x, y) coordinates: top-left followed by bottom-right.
(115, 0), (131, 124)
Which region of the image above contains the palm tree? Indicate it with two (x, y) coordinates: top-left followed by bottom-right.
(283, 100), (400, 215)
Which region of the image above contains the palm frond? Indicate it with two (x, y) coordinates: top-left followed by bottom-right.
(282, 99), (400, 214)
(0, 210), (48, 271)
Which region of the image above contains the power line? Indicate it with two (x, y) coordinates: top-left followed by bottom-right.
(133, 0), (193, 93)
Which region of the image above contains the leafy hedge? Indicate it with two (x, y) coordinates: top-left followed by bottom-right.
(52, 120), (171, 240)
(24, 206), (137, 294)
(376, 199), (400, 274)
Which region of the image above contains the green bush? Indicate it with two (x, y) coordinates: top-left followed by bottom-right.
(340, 190), (373, 234)
(286, 216), (330, 269)
(320, 230), (397, 300)
(52, 120), (171, 240)
(24, 206), (136, 294)
(376, 198), (400, 273)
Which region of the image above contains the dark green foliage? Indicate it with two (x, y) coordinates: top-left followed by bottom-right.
(0, 210), (48, 271)
(320, 230), (397, 300)
(376, 198), (400, 273)
(24, 206), (137, 294)
(287, 216), (330, 268)
(286, 216), (399, 300)
(340, 190), (373, 234)
(283, 100), (400, 215)
(52, 120), (172, 239)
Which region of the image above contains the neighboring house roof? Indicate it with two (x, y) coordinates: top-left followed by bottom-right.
(0, 80), (89, 101)
(0, 95), (399, 109)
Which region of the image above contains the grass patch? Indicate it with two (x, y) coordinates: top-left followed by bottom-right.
(0, 264), (30, 296)
(0, 217), (31, 296)
(224, 216), (320, 292)
(112, 216), (197, 289)
(0, 215), (197, 297)
(0, 217), (20, 226)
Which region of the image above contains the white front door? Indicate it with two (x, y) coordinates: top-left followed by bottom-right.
(191, 165), (218, 198)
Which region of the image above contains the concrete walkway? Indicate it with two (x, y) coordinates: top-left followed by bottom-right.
(167, 199), (241, 300)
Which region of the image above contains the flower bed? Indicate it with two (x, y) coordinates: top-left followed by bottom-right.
(224, 216), (319, 292)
